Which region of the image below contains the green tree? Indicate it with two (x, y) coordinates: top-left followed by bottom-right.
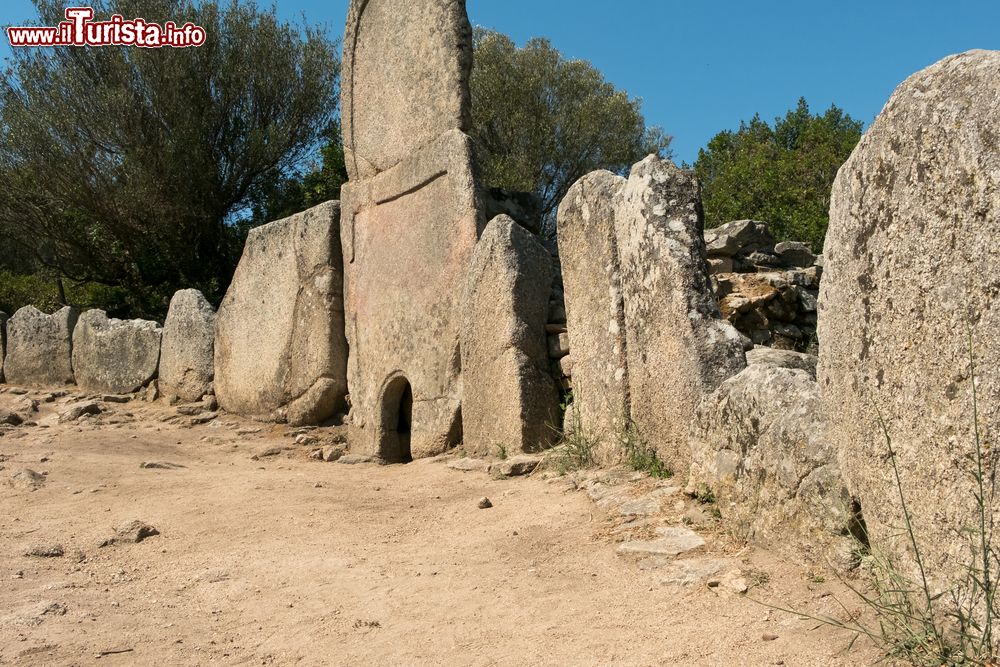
(245, 120), (349, 228)
(471, 29), (671, 227)
(694, 98), (863, 251)
(0, 0), (339, 318)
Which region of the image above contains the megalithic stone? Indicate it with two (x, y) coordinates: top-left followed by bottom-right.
(339, 0), (483, 461)
(819, 50), (1000, 592)
(461, 215), (559, 456)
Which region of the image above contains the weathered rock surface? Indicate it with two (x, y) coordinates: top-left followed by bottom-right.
(745, 347), (817, 378)
(72, 310), (161, 394)
(490, 454), (542, 477)
(7, 468), (45, 491)
(557, 159), (745, 471)
(159, 290), (216, 402)
(614, 156), (746, 474)
(101, 519), (159, 546)
(0, 409), (22, 426)
(704, 220), (775, 258)
(774, 241), (816, 269)
(4, 306), (78, 387)
(342, 0), (472, 179)
(689, 364), (853, 563)
(447, 457), (490, 473)
(58, 402), (102, 423)
(714, 267), (820, 351)
(703, 218), (822, 351)
(819, 50), (1000, 585)
(461, 216), (558, 455)
(0, 310), (7, 383)
(341, 133), (480, 459)
(215, 201), (348, 424)
(659, 558), (735, 588)
(617, 527), (706, 558)
(557, 171), (630, 461)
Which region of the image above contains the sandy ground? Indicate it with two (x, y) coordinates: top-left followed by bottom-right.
(0, 387), (881, 666)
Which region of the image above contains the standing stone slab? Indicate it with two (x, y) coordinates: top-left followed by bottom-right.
(159, 289), (216, 402)
(72, 310), (161, 394)
(819, 50), (1000, 587)
(342, 0), (472, 180)
(688, 364), (853, 566)
(4, 306), (78, 387)
(556, 170), (630, 463)
(461, 215), (558, 456)
(341, 0), (483, 462)
(215, 201), (348, 425)
(614, 156), (746, 475)
(0, 311), (7, 383)
(341, 130), (481, 460)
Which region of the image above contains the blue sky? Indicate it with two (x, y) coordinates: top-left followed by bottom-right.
(3, 0), (999, 164)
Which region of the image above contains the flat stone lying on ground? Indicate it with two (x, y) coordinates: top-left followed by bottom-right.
(3, 306), (78, 387)
(72, 310), (161, 394)
(447, 457), (491, 472)
(158, 289), (216, 402)
(616, 527), (706, 558)
(489, 455), (542, 477)
(58, 402), (102, 423)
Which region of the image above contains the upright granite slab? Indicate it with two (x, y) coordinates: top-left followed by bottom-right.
(215, 201), (348, 425)
(461, 215), (558, 456)
(819, 50), (1000, 588)
(342, 0), (473, 180)
(556, 158), (746, 472)
(4, 306), (78, 387)
(341, 131), (481, 460)
(340, 0), (483, 461)
(556, 170), (630, 463)
(614, 156), (747, 474)
(0, 311), (7, 383)
(159, 289), (216, 402)
(72, 310), (162, 394)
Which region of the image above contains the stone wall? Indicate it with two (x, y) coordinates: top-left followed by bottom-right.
(705, 220), (821, 352)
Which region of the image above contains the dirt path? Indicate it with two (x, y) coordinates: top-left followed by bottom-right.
(0, 388), (878, 666)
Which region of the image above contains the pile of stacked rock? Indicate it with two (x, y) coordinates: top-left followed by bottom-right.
(545, 243), (571, 393)
(704, 220), (821, 351)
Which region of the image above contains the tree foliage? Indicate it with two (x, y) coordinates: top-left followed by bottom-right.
(0, 0), (339, 317)
(470, 29), (671, 226)
(693, 98), (863, 251)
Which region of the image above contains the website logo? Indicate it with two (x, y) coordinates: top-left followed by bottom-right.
(7, 7), (206, 48)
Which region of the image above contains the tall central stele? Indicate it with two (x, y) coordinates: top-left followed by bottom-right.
(340, 0), (483, 461)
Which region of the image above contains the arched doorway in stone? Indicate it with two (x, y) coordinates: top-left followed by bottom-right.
(377, 375), (413, 463)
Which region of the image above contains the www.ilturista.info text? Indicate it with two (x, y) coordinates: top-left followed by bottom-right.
(7, 7), (206, 48)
